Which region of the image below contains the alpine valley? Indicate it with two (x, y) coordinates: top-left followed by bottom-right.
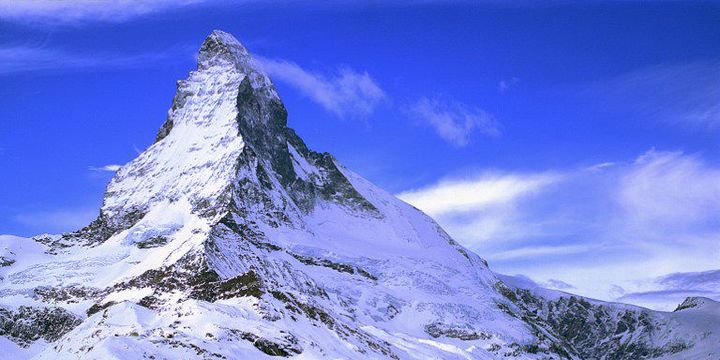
(1, 31), (718, 360)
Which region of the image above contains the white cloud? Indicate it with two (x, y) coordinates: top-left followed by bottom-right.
(256, 57), (386, 118)
(398, 171), (562, 248)
(408, 97), (500, 147)
(399, 149), (720, 310)
(613, 269), (720, 311)
(586, 161), (615, 171)
(619, 149), (720, 233)
(89, 164), (123, 172)
(0, 0), (209, 24)
(490, 244), (594, 261)
(0, 45), (192, 75)
(398, 172), (560, 216)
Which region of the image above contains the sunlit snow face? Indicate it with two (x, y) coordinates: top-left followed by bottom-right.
(103, 63), (246, 219)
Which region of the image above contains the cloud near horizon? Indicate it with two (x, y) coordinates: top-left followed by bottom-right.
(398, 149), (720, 310)
(615, 269), (720, 311)
(256, 57), (387, 119)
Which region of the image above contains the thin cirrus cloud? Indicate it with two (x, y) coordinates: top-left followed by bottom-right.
(490, 244), (596, 261)
(543, 279), (576, 290)
(256, 57), (387, 118)
(657, 269), (720, 291)
(89, 164), (123, 172)
(589, 61), (720, 130)
(398, 149), (720, 310)
(619, 149), (720, 233)
(495, 274), (577, 292)
(408, 97), (501, 147)
(616, 269), (720, 311)
(0, 45), (193, 75)
(398, 171), (566, 256)
(397, 172), (561, 217)
(0, 0), (212, 24)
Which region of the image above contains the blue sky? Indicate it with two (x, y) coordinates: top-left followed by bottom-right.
(1, 1), (719, 310)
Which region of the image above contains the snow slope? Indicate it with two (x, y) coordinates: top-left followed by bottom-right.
(1, 31), (717, 360)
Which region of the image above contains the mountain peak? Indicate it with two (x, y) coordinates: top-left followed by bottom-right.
(198, 30), (248, 64)
(196, 30), (276, 97)
(674, 296), (720, 312)
(75, 30), (373, 246)
(197, 31), (258, 74)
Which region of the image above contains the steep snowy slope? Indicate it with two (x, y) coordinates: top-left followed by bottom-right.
(1, 31), (718, 360)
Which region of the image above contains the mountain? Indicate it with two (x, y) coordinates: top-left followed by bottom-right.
(1, 30), (718, 360)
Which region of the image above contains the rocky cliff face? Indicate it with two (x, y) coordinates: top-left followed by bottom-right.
(1, 31), (718, 360)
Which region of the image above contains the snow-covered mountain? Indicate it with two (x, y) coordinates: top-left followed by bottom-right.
(1, 30), (718, 359)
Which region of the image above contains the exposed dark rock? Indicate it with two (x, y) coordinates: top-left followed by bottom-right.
(424, 322), (491, 341)
(0, 306), (81, 347)
(113, 252), (263, 305)
(289, 253), (377, 281)
(62, 209), (145, 247)
(233, 329), (302, 357)
(495, 282), (691, 359)
(674, 296), (710, 312)
(135, 236), (170, 249)
(34, 285), (105, 304)
(86, 301), (117, 316)
(0, 256), (15, 267)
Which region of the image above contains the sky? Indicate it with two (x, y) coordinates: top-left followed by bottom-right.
(1, 0), (719, 311)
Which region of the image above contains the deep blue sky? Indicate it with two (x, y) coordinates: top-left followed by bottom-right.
(1, 1), (719, 309)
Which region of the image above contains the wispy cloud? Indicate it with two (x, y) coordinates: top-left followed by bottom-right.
(408, 97), (500, 147)
(591, 61), (720, 129)
(498, 77), (519, 94)
(0, 0), (210, 24)
(0, 45), (192, 75)
(619, 149), (720, 234)
(89, 164), (123, 172)
(491, 244), (595, 261)
(256, 57), (386, 118)
(543, 279), (576, 290)
(400, 149), (720, 310)
(398, 171), (562, 248)
(398, 172), (560, 217)
(496, 273), (576, 291)
(586, 161), (615, 171)
(657, 269), (720, 291)
(614, 269), (720, 310)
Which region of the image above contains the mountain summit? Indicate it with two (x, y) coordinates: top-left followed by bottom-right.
(1, 31), (718, 359)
